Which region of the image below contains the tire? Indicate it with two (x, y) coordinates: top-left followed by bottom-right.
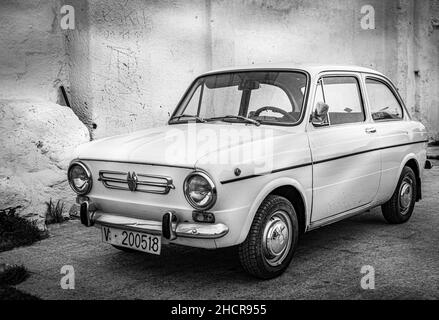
(111, 245), (138, 253)
(238, 195), (299, 279)
(381, 166), (417, 224)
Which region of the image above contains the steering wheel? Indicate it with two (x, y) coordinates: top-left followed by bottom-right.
(252, 106), (297, 122)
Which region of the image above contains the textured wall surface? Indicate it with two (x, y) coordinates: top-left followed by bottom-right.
(0, 0), (438, 139)
(0, 0), (438, 219)
(61, 0), (439, 140)
(0, 0), (88, 219)
(66, 0), (211, 138)
(0, 0), (68, 103)
(413, 0), (439, 140)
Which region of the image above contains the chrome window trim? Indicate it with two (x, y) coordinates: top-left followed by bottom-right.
(168, 68), (311, 127)
(311, 72), (367, 128)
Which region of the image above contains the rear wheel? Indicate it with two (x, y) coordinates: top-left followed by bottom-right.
(381, 166), (417, 224)
(238, 195), (298, 279)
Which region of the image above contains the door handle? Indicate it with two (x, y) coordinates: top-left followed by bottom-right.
(365, 127), (377, 134)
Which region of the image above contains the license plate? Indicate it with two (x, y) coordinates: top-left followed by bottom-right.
(101, 226), (161, 255)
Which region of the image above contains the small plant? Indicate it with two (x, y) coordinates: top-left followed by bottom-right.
(0, 264), (29, 286)
(0, 206), (47, 252)
(45, 199), (69, 225)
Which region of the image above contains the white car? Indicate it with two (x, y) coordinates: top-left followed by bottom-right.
(68, 64), (431, 279)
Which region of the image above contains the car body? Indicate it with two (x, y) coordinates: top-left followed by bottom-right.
(68, 64), (430, 278)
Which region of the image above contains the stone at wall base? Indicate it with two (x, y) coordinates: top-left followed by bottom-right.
(0, 99), (90, 225)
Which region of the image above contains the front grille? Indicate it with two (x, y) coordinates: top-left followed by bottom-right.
(98, 170), (175, 194)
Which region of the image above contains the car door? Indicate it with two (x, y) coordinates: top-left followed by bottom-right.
(307, 73), (381, 223)
(362, 76), (419, 204)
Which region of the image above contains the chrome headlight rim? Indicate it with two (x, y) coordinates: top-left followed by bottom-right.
(67, 160), (92, 195)
(183, 171), (217, 210)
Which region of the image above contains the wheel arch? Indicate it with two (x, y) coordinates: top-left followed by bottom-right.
(403, 157), (422, 201)
(270, 185), (307, 235)
(237, 177), (310, 244)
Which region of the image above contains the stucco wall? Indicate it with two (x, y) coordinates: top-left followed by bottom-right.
(66, 0), (211, 138)
(0, 0), (68, 103)
(62, 0), (439, 140)
(1, 0), (438, 140)
(413, 0), (439, 140)
(206, 0), (438, 140)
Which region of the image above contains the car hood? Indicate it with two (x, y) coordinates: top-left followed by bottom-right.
(75, 123), (304, 170)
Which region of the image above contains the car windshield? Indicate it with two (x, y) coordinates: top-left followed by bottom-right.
(170, 71), (308, 126)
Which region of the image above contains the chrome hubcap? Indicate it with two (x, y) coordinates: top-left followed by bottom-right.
(399, 177), (413, 215)
(262, 210), (292, 267)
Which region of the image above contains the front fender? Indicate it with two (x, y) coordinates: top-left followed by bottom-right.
(236, 177), (310, 244)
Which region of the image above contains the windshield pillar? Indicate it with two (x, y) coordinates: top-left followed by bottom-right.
(239, 89), (251, 117)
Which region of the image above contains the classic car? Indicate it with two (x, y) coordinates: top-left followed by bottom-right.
(68, 64), (431, 279)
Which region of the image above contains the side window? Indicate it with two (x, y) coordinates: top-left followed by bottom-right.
(366, 78), (403, 120)
(322, 76), (365, 125)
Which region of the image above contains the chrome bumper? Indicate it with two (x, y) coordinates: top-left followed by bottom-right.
(79, 201), (229, 240)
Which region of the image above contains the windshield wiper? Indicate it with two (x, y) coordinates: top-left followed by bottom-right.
(206, 115), (260, 126)
(169, 114), (206, 123)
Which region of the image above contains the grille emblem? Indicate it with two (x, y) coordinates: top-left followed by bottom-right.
(99, 170), (175, 194)
(127, 172), (138, 191)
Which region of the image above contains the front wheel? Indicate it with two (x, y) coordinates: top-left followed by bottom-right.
(238, 195), (298, 279)
(381, 166), (417, 224)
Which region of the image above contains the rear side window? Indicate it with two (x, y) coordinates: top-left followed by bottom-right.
(321, 76), (365, 125)
(365, 78), (403, 120)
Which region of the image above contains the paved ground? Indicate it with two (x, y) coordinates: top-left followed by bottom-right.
(1, 161), (438, 300)
(428, 146), (439, 159)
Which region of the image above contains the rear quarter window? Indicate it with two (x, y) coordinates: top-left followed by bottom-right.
(365, 78), (404, 121)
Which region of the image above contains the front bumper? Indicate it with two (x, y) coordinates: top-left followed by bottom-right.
(79, 201), (229, 240)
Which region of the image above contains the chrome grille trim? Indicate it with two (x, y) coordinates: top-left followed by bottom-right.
(98, 170), (175, 194)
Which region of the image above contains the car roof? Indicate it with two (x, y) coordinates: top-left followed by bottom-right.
(200, 63), (384, 77)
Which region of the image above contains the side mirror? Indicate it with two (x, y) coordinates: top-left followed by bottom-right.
(311, 102), (329, 127)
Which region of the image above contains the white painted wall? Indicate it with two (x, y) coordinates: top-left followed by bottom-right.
(0, 0), (68, 103)
(1, 0), (438, 140)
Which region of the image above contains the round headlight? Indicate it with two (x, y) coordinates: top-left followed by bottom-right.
(68, 161), (92, 195)
(184, 172), (217, 210)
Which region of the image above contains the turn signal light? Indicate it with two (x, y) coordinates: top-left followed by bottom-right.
(192, 211), (215, 223)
